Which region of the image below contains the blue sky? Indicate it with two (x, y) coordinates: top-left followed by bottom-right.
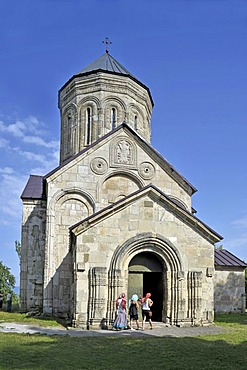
(0, 0), (246, 286)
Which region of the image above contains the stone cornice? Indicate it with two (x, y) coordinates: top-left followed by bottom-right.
(59, 73), (153, 115)
(59, 69), (154, 107)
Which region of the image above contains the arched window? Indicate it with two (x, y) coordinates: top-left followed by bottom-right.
(111, 108), (116, 129)
(65, 114), (72, 154)
(86, 107), (91, 145)
(134, 115), (138, 130)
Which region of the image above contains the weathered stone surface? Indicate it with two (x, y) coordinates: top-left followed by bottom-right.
(214, 268), (246, 312)
(20, 52), (226, 329)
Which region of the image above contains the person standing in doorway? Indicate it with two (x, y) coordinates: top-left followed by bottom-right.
(141, 293), (153, 330)
(129, 294), (140, 330)
(7, 292), (12, 312)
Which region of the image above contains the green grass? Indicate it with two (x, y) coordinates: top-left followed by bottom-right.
(0, 311), (64, 327)
(215, 312), (247, 325)
(0, 313), (246, 369)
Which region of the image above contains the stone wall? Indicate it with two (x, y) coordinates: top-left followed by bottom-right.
(72, 190), (215, 327)
(214, 266), (246, 313)
(20, 199), (46, 312)
(59, 72), (153, 163)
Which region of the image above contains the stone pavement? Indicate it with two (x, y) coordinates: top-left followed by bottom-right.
(0, 322), (226, 337)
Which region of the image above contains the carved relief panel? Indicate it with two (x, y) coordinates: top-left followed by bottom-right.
(110, 137), (137, 169)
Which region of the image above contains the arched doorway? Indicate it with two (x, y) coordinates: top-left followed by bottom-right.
(108, 233), (183, 326)
(128, 252), (165, 322)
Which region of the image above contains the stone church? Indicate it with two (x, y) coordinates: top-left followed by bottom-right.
(20, 50), (225, 329)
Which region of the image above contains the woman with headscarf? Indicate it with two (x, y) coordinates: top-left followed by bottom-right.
(141, 293), (153, 330)
(113, 293), (127, 331)
(129, 293), (140, 330)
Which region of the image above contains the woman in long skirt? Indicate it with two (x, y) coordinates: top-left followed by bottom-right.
(113, 293), (127, 330)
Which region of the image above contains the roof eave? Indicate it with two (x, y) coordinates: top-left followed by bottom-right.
(58, 69), (154, 107)
(70, 184), (222, 243)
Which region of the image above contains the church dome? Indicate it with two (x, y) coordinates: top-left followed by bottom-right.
(58, 52), (154, 164)
(76, 52), (134, 76)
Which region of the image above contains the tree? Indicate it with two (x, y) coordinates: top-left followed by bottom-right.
(15, 240), (21, 263)
(215, 244), (223, 250)
(0, 261), (16, 302)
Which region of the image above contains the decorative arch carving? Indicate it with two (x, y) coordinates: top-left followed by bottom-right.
(49, 187), (96, 215)
(46, 188), (95, 273)
(78, 98), (100, 147)
(102, 96), (127, 131)
(77, 96), (101, 110)
(107, 233), (184, 325)
(102, 96), (127, 112)
(98, 171), (143, 203)
(100, 169), (145, 187)
(61, 103), (78, 160)
(62, 103), (78, 117)
(127, 103), (145, 131)
(44, 189), (95, 318)
(110, 233), (183, 273)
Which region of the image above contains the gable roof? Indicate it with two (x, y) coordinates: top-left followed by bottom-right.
(21, 175), (44, 200)
(215, 249), (247, 267)
(70, 184), (222, 244)
(45, 123), (197, 196)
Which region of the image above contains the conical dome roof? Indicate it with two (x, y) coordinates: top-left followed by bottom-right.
(72, 52), (153, 105)
(76, 52), (134, 77)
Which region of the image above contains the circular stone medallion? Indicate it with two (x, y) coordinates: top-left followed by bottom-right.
(90, 157), (108, 174)
(138, 162), (155, 180)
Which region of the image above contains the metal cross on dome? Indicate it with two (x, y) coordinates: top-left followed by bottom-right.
(102, 37), (112, 53)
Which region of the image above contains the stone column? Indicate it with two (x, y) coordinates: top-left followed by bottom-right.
(168, 270), (181, 325)
(188, 271), (202, 324)
(43, 214), (55, 314)
(97, 107), (103, 138)
(166, 270), (171, 323)
(88, 267), (107, 329)
(177, 271), (186, 322)
(107, 269), (123, 324)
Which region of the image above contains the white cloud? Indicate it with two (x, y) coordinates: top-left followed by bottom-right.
(0, 113), (60, 227)
(0, 171), (27, 223)
(13, 147), (48, 162)
(0, 137), (9, 148)
(224, 234), (247, 249)
(0, 116), (59, 150)
(0, 167), (14, 174)
(224, 213), (247, 261)
(224, 234), (247, 262)
(23, 135), (59, 148)
(11, 146), (59, 175)
(232, 216), (247, 229)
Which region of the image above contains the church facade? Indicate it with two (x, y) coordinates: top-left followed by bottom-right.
(20, 51), (223, 328)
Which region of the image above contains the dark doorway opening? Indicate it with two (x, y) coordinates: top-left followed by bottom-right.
(128, 252), (164, 322)
(143, 272), (163, 322)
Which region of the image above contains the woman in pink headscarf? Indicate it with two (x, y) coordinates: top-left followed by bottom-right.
(113, 293), (127, 331)
(141, 293), (153, 330)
